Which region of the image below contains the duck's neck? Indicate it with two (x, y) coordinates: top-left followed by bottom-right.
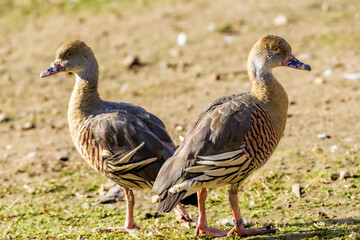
(248, 62), (289, 136)
(68, 63), (101, 136)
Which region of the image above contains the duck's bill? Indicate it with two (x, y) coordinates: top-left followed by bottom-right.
(282, 53), (311, 71)
(40, 60), (66, 78)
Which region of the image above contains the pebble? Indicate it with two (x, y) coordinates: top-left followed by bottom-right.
(119, 83), (128, 93)
(98, 185), (124, 204)
(322, 68), (333, 76)
(123, 55), (140, 69)
(339, 171), (352, 180)
(175, 125), (184, 131)
(343, 72), (360, 81)
(273, 14), (288, 26)
(313, 77), (325, 85)
(177, 33), (187, 46)
(179, 135), (184, 142)
(0, 113), (10, 122)
(329, 145), (339, 152)
(292, 183), (301, 198)
(27, 152), (37, 159)
(317, 133), (331, 139)
(23, 184), (35, 193)
(224, 35), (235, 43)
(210, 73), (221, 81)
(22, 122), (35, 130)
(55, 151), (69, 161)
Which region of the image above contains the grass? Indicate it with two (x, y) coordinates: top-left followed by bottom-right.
(1, 152), (359, 239)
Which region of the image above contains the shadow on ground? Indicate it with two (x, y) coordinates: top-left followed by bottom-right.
(247, 219), (360, 240)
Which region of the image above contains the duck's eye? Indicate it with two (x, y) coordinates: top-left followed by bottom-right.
(273, 47), (280, 53)
(66, 51), (73, 57)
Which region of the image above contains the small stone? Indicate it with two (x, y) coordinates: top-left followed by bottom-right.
(123, 55), (141, 69)
(119, 83), (128, 93)
(98, 185), (124, 204)
(179, 135), (184, 142)
(55, 151), (69, 161)
(6, 144), (12, 150)
(317, 133), (331, 139)
(273, 14), (288, 26)
(339, 171), (352, 180)
(322, 68), (332, 76)
(343, 72), (360, 81)
(23, 184), (35, 193)
(22, 122), (35, 130)
(314, 77), (325, 85)
(292, 183), (301, 198)
(224, 35), (235, 43)
(329, 145), (339, 152)
(210, 73), (221, 81)
(177, 33), (187, 46)
(27, 152), (37, 159)
(175, 125), (184, 131)
(0, 113), (10, 122)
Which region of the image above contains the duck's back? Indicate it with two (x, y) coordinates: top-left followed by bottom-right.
(73, 102), (176, 189)
(153, 92), (281, 212)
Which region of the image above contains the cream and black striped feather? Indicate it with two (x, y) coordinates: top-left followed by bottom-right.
(76, 104), (176, 190)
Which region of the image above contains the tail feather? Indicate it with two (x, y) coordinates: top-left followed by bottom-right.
(156, 191), (186, 213)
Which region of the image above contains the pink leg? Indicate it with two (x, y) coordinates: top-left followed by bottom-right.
(195, 188), (228, 237)
(227, 185), (276, 237)
(173, 203), (193, 223)
(100, 187), (140, 232)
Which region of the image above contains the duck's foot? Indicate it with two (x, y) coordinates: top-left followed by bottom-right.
(100, 225), (140, 232)
(174, 204), (193, 224)
(227, 225), (276, 237)
(196, 225), (228, 237)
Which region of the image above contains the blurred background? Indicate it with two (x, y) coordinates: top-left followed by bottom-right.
(0, 0), (359, 239)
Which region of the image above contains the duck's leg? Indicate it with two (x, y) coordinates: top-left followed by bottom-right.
(100, 187), (140, 232)
(227, 185), (276, 236)
(174, 203), (193, 223)
(195, 188), (228, 237)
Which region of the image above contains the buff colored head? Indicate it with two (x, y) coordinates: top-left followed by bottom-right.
(40, 40), (97, 78)
(248, 35), (311, 72)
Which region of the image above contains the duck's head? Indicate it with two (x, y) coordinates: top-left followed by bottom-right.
(40, 40), (97, 78)
(248, 35), (311, 75)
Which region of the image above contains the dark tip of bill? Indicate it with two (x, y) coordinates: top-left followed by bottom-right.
(305, 64), (311, 71)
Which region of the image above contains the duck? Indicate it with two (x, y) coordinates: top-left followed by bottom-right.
(152, 35), (311, 237)
(40, 40), (195, 232)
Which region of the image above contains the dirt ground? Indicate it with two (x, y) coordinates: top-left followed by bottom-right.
(0, 0), (359, 239)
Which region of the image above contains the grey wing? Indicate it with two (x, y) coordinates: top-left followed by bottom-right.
(79, 108), (175, 189)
